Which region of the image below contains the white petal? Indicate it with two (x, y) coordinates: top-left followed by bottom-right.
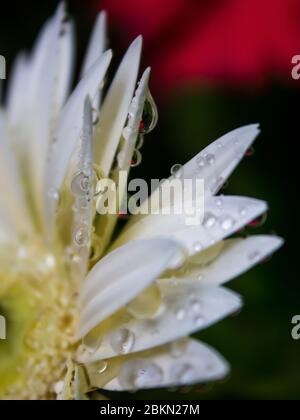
(138, 124), (260, 215)
(93, 68), (151, 253)
(77, 283), (241, 363)
(81, 12), (107, 108)
(6, 52), (30, 129)
(0, 112), (33, 235)
(112, 196), (268, 257)
(69, 97), (94, 278)
(182, 235), (284, 286)
(93, 36), (142, 175)
(103, 339), (229, 391)
(52, 19), (75, 119)
(0, 204), (16, 243)
(77, 238), (182, 339)
(28, 4), (74, 223)
(117, 67), (151, 171)
(45, 50), (112, 225)
(81, 12), (107, 79)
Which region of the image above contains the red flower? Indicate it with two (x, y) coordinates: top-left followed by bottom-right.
(92, 0), (300, 93)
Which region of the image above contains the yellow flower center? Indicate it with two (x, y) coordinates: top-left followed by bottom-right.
(0, 240), (78, 400)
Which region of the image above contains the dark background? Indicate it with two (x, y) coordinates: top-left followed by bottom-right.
(0, 0), (298, 400)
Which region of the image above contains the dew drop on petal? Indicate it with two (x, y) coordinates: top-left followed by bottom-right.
(139, 90), (158, 135)
(194, 314), (205, 327)
(220, 215), (235, 231)
(131, 149), (142, 168)
(48, 187), (60, 202)
(119, 359), (163, 390)
(193, 241), (203, 253)
(71, 172), (91, 197)
(172, 363), (196, 383)
(175, 308), (186, 321)
(203, 212), (217, 229)
(92, 108), (100, 126)
(170, 164), (184, 178)
(248, 250), (261, 262)
(127, 284), (162, 320)
(215, 197), (223, 208)
(206, 153), (215, 165)
(135, 134), (144, 150)
(110, 328), (135, 355)
(73, 225), (89, 247)
(239, 207), (247, 217)
(196, 156), (206, 169)
(190, 298), (201, 312)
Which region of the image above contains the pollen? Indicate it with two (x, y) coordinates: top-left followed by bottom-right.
(0, 240), (79, 400)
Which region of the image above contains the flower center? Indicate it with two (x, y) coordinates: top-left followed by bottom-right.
(0, 241), (78, 400)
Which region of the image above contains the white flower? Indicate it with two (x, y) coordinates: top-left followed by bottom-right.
(0, 4), (283, 400)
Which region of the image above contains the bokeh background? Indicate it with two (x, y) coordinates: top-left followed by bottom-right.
(0, 0), (299, 400)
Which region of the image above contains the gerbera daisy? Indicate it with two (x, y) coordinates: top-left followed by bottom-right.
(0, 4), (283, 400)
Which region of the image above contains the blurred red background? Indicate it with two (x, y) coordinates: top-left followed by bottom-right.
(93, 0), (300, 94)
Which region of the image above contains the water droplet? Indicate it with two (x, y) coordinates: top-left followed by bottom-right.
(139, 90), (158, 135)
(190, 298), (201, 312)
(217, 141), (223, 149)
(97, 361), (108, 374)
(206, 153), (215, 165)
(197, 274), (204, 281)
(172, 363), (196, 383)
(194, 314), (205, 327)
(119, 359), (163, 390)
(215, 197), (223, 207)
(127, 284), (162, 320)
(239, 207), (247, 217)
(135, 134), (144, 150)
(193, 242), (203, 253)
(196, 156), (206, 169)
(74, 225), (89, 247)
(220, 215), (235, 231)
(248, 250), (260, 261)
(131, 149), (142, 168)
(92, 108), (99, 125)
(203, 212), (217, 229)
(110, 328), (135, 355)
(175, 308), (186, 321)
(170, 164), (184, 178)
(48, 188), (60, 202)
(71, 172), (91, 197)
